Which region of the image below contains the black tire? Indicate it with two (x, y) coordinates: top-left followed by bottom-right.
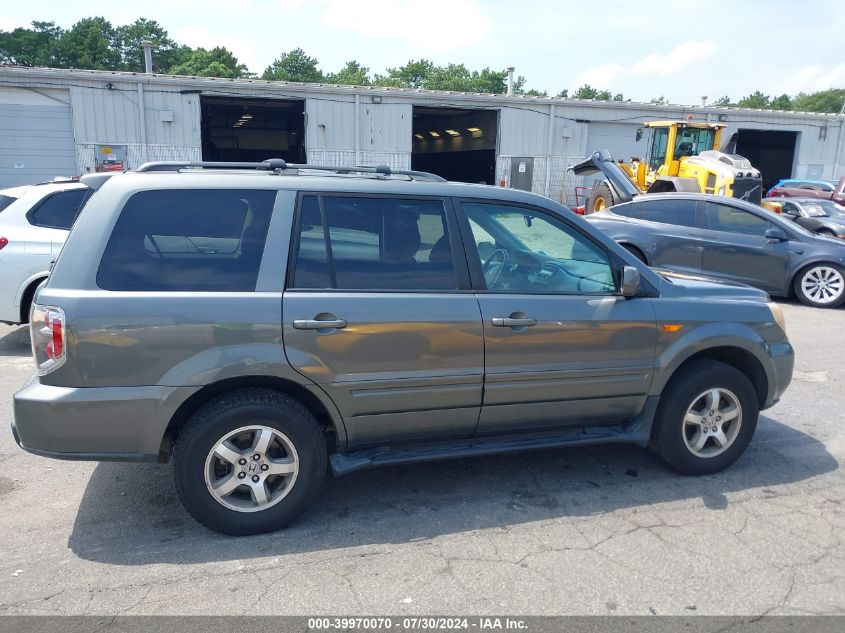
(622, 244), (647, 264)
(19, 278), (45, 324)
(792, 263), (845, 308)
(586, 181), (615, 214)
(651, 360), (759, 475)
(173, 388), (326, 536)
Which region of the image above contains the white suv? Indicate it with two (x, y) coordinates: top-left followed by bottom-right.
(0, 181), (91, 324)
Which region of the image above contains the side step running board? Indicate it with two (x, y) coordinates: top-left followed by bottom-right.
(329, 423), (650, 477)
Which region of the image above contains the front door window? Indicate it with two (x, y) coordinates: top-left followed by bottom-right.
(462, 202), (616, 294)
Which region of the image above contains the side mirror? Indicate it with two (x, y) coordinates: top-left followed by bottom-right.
(635, 128), (644, 142)
(765, 228), (788, 242)
(621, 265), (640, 297)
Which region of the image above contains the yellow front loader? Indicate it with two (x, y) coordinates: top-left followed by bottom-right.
(586, 121), (766, 213)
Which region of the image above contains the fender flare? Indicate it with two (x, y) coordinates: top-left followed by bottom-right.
(651, 322), (775, 401)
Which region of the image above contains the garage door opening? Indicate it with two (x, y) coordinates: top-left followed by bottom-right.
(201, 96), (305, 163)
(735, 129), (798, 192)
(411, 107), (497, 184)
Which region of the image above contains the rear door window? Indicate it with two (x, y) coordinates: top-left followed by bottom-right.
(29, 189), (89, 229)
(290, 195), (457, 291)
(701, 201), (774, 236)
(614, 199), (698, 228)
(97, 189), (276, 291)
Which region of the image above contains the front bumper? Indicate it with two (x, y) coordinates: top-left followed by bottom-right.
(764, 340), (794, 409)
(13, 378), (200, 461)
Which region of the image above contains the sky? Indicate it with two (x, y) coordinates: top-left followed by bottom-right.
(2, 0), (845, 105)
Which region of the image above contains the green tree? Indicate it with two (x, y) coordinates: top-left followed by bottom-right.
(170, 47), (251, 78)
(262, 48), (322, 82)
(769, 93), (793, 110)
(524, 88), (548, 97)
(115, 18), (187, 73)
(650, 95), (667, 105)
(570, 84), (618, 100)
(325, 60), (370, 85)
(792, 89), (845, 113)
(713, 95), (732, 106)
(0, 20), (63, 66)
(737, 90), (770, 109)
(372, 61), (518, 94)
(473, 67), (508, 93)
(54, 17), (121, 70)
(573, 84), (598, 99)
(424, 63), (473, 91)
(374, 59), (435, 88)
(556, 88), (569, 98)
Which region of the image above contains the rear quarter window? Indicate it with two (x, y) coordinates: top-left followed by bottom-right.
(97, 189), (276, 291)
(0, 194), (17, 213)
(28, 188), (89, 229)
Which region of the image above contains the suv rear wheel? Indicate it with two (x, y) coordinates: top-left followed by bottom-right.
(651, 360), (758, 475)
(173, 389), (326, 535)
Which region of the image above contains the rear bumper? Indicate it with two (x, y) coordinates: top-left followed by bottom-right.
(12, 379), (200, 461)
(0, 297), (21, 324)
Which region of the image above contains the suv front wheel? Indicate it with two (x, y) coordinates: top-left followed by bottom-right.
(651, 360), (759, 475)
(173, 389), (327, 535)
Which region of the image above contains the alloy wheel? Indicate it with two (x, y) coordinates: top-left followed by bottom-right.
(204, 425), (299, 512)
(801, 266), (844, 305)
(682, 388), (743, 458)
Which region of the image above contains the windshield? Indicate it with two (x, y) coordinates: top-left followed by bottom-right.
(808, 200), (845, 217)
(674, 128), (716, 157)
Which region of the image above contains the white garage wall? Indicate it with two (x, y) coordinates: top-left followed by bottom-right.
(1, 68), (842, 198)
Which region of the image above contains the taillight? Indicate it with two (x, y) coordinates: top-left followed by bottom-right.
(0, 237), (7, 250)
(30, 305), (67, 375)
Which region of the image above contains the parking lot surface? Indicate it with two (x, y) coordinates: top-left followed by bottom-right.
(0, 300), (843, 616)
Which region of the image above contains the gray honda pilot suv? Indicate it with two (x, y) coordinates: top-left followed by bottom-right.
(12, 160), (794, 535)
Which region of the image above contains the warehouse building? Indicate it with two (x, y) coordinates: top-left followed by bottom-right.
(1, 66), (844, 204)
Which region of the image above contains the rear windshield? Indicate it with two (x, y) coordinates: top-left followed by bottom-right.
(97, 189), (276, 292)
(0, 194), (17, 213)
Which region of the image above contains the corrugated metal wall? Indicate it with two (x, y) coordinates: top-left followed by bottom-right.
(0, 87), (77, 186)
(0, 68), (842, 204)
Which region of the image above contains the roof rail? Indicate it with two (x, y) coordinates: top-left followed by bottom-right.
(134, 159), (447, 182)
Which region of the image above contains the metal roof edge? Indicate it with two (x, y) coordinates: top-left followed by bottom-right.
(0, 65), (842, 121)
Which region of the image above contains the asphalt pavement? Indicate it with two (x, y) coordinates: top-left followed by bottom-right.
(0, 300), (843, 615)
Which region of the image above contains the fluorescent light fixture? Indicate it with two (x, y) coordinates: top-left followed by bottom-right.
(414, 133), (425, 140)
(429, 131), (441, 138)
(466, 127), (481, 133)
(445, 129), (460, 136)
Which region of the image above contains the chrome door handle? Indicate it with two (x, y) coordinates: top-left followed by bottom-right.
(293, 318), (348, 330)
(491, 317), (537, 327)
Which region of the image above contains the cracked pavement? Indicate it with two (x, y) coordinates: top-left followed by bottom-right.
(0, 300), (843, 616)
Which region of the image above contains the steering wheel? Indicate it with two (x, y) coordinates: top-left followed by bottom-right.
(482, 248), (509, 288)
